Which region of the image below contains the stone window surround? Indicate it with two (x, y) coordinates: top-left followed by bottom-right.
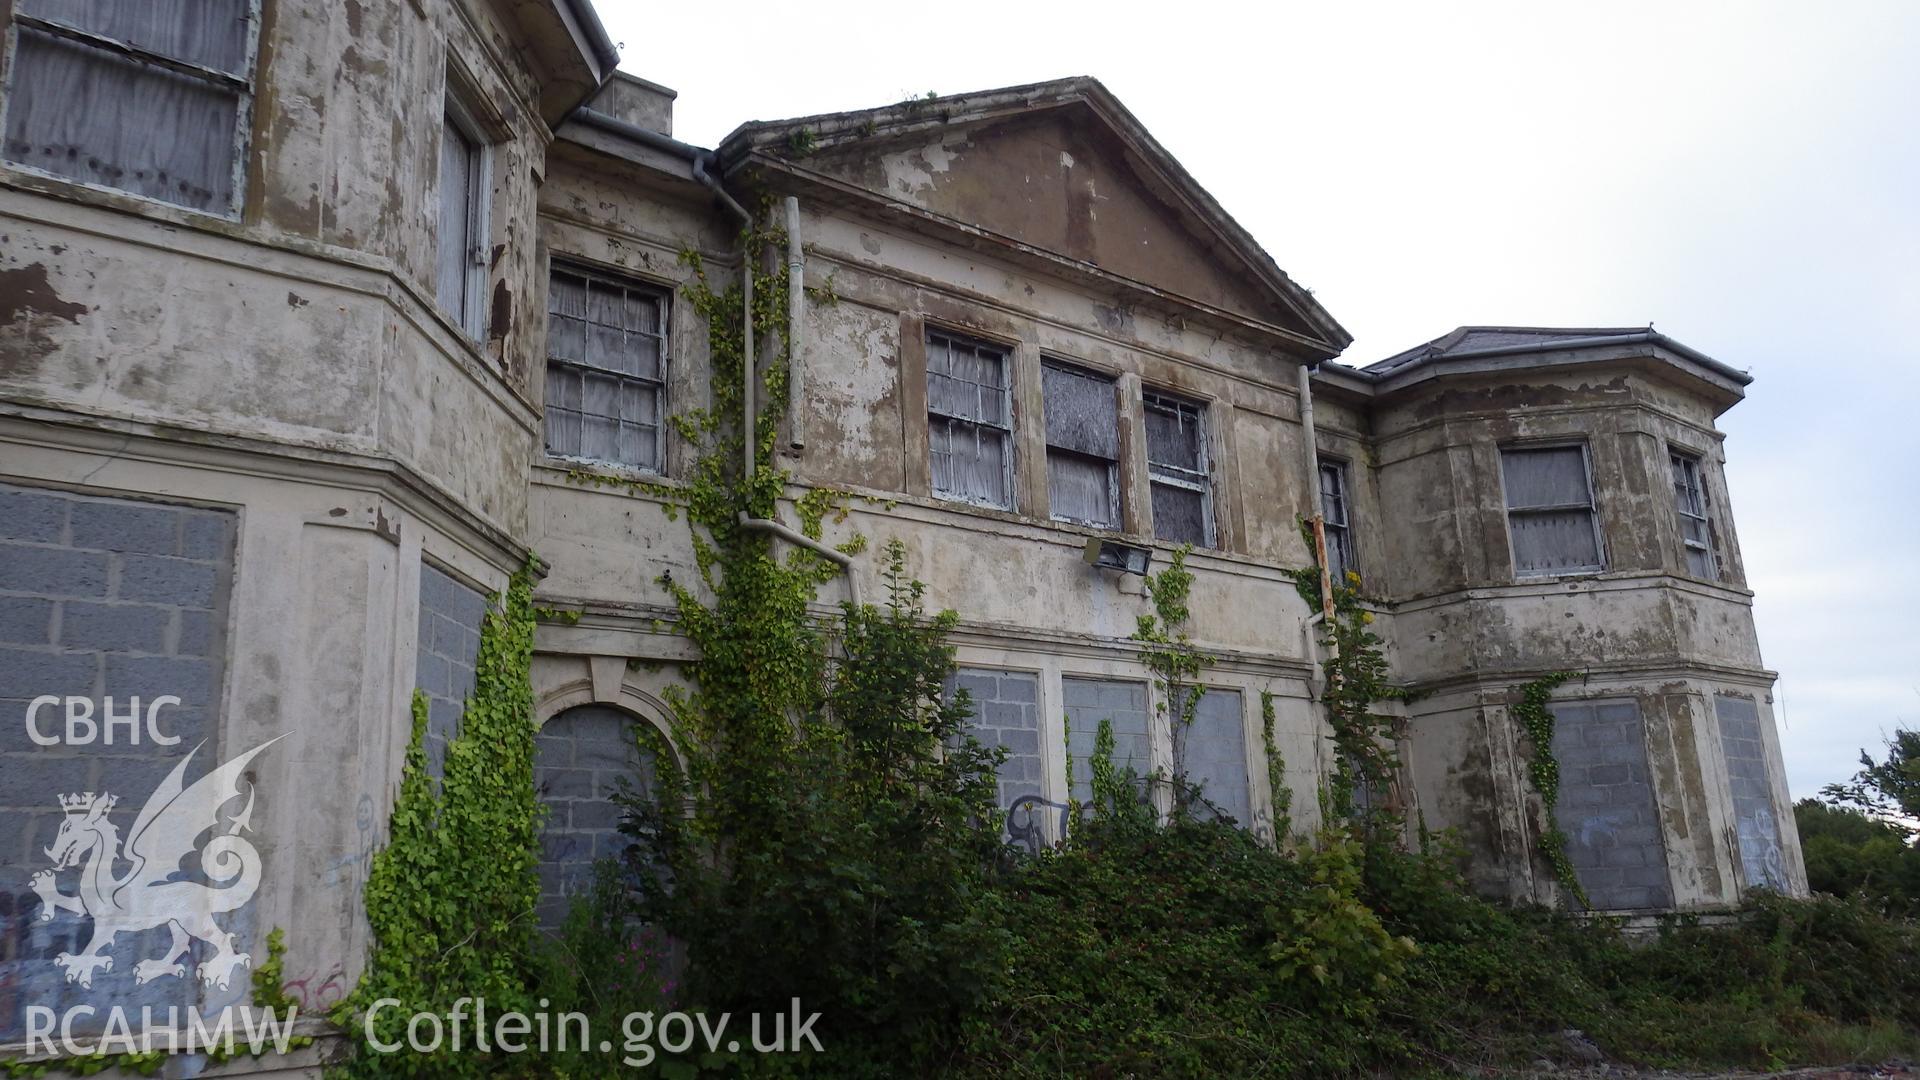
(906, 315), (1226, 552)
(948, 648), (1268, 835)
(1496, 438), (1608, 580)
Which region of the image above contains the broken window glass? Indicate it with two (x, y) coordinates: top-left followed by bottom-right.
(544, 266), (668, 472)
(2, 0), (257, 214)
(927, 330), (1012, 508)
(1319, 460), (1354, 581)
(1042, 362), (1119, 527)
(1500, 445), (1604, 575)
(1145, 391), (1213, 547)
(1670, 452), (1716, 580)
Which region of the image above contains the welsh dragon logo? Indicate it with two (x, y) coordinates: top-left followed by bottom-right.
(28, 736), (283, 992)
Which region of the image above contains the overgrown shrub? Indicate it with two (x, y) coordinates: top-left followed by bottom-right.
(617, 543), (1011, 1075)
(1798, 798), (1920, 915)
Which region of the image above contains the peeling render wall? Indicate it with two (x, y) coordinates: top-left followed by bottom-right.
(0, 10), (1808, 1067)
(0, 0), (588, 1067)
(0, 0), (556, 537)
(525, 122), (1339, 853)
(1349, 362), (1803, 911)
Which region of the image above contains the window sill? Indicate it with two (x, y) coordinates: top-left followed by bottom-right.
(535, 457), (676, 488)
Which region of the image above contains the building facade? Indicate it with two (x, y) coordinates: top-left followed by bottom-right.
(0, 0), (1800, 1066)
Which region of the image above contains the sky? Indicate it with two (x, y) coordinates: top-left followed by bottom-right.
(591, 0), (1920, 797)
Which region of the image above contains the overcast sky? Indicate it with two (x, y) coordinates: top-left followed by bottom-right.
(593, 0), (1920, 797)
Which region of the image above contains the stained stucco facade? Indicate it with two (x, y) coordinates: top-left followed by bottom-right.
(0, 0), (1799, 1070)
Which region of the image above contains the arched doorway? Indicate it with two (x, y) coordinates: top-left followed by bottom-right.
(532, 704), (663, 929)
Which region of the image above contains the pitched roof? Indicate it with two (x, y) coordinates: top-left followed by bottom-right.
(1312, 325), (1752, 412)
(713, 77), (1351, 358)
(1364, 326), (1656, 376)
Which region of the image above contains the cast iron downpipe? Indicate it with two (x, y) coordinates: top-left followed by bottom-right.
(568, 108), (857, 607)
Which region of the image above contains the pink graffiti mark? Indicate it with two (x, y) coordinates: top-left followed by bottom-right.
(279, 965), (347, 1012)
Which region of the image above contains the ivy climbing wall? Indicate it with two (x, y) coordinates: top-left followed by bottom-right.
(414, 564), (485, 779)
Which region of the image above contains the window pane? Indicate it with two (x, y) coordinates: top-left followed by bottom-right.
(4, 29), (239, 212)
(931, 417), (1009, 507)
(1501, 447), (1591, 509)
(1152, 482), (1209, 546)
(1685, 546), (1715, 579)
(543, 367), (581, 457)
(1319, 462), (1348, 527)
(1325, 522), (1352, 581)
(436, 117), (475, 320)
(22, 0), (252, 74)
(958, 427), (1009, 507)
(1047, 450), (1116, 527)
(928, 416), (954, 495)
(927, 334), (1007, 427)
(1510, 509), (1602, 573)
(1145, 398), (1203, 472)
(1042, 364), (1118, 459)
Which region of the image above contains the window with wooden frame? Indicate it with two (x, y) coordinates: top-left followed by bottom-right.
(1319, 459), (1355, 581)
(926, 329), (1013, 509)
(1670, 450), (1716, 580)
(1041, 361), (1121, 528)
(543, 264), (668, 472)
(1144, 390), (1214, 547)
(1500, 443), (1605, 576)
(437, 87), (492, 338)
(1, 0), (259, 215)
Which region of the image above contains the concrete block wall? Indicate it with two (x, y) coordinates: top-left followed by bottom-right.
(1715, 694), (1788, 891)
(1183, 688), (1250, 825)
(951, 667), (1045, 809)
(1549, 700), (1674, 910)
(0, 482), (237, 1040)
(531, 704), (658, 928)
(413, 564), (486, 778)
(1063, 676), (1151, 802)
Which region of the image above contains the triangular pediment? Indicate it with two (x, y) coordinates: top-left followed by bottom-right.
(720, 80), (1349, 355)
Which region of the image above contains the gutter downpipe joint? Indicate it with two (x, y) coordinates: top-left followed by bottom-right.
(696, 155), (854, 609)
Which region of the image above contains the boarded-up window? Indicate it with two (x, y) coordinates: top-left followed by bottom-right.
(1319, 460), (1354, 581)
(1548, 699), (1673, 911)
(1145, 391), (1213, 547)
(1042, 362), (1119, 527)
(1063, 677), (1151, 804)
(544, 265), (668, 471)
(1180, 688), (1250, 825)
(1501, 445), (1604, 576)
(1, 0), (258, 215)
(1671, 452), (1716, 580)
(927, 330), (1012, 509)
(436, 97), (489, 337)
(1715, 694), (1787, 891)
